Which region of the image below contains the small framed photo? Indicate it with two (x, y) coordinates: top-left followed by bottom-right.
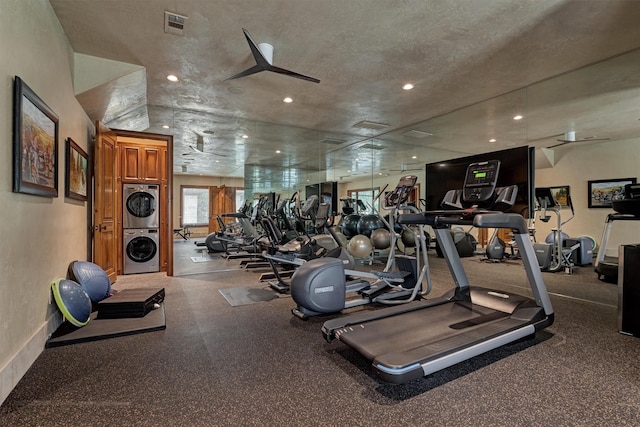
(65, 138), (88, 201)
(588, 178), (637, 208)
(549, 185), (570, 208)
(13, 76), (59, 198)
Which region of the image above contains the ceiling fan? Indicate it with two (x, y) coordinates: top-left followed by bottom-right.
(225, 28), (320, 84)
(548, 131), (610, 149)
(189, 132), (228, 157)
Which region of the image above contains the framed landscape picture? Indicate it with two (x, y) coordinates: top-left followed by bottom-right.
(13, 76), (59, 198)
(65, 138), (88, 201)
(549, 185), (570, 208)
(588, 178), (637, 208)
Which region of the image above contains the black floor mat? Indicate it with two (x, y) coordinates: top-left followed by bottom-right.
(219, 286), (279, 306)
(46, 303), (166, 347)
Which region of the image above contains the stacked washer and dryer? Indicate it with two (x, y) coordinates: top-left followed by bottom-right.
(123, 184), (160, 274)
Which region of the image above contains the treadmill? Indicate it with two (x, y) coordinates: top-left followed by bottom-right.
(322, 160), (554, 384)
(594, 183), (640, 283)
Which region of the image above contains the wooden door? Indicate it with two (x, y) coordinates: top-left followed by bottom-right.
(209, 186), (235, 232)
(93, 122), (118, 282)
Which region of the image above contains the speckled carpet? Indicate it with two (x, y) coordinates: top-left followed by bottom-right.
(2, 253), (639, 426)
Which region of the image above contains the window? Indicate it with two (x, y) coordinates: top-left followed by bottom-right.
(181, 186), (209, 227)
(346, 188), (381, 214)
(235, 189), (245, 213)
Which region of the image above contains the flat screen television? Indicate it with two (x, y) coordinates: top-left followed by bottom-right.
(425, 146), (534, 217)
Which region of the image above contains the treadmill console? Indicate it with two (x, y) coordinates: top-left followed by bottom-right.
(384, 175), (418, 207)
(462, 160), (500, 206)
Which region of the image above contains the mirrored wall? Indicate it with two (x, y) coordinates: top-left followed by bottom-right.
(175, 49), (640, 305)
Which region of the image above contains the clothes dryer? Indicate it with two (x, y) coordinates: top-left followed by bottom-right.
(123, 228), (160, 274)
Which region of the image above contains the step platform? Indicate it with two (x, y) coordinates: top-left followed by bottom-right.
(97, 287), (165, 319)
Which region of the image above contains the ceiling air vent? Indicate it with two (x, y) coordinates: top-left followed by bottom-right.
(352, 120), (390, 131)
(164, 11), (188, 36)
(320, 138), (346, 145)
(402, 129), (433, 139)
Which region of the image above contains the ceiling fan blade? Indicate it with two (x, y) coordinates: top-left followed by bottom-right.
(226, 28), (320, 83)
(547, 140), (572, 149)
(266, 64), (320, 83)
(242, 28), (271, 68)
(548, 137), (610, 149)
(224, 64), (265, 81)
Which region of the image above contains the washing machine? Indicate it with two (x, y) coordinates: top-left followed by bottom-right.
(123, 184), (160, 229)
(123, 228), (160, 274)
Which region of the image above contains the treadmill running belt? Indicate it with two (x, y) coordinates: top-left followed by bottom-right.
(338, 302), (509, 361)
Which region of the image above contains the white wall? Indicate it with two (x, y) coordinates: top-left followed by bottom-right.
(535, 139), (640, 256)
(0, 0), (93, 404)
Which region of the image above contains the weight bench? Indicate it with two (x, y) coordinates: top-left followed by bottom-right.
(174, 227), (191, 240)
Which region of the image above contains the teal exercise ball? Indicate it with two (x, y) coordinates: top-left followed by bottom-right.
(342, 214), (361, 238)
(357, 214), (385, 238)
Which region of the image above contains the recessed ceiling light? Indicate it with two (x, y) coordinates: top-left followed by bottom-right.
(412, 155), (417, 159)
(215, 160), (219, 163)
(162, 125), (170, 129)
(242, 134), (249, 139)
(276, 150), (281, 153)
(489, 138), (496, 143)
(283, 97), (293, 103)
(513, 115), (523, 120)
(403, 83), (414, 90)
(167, 74), (179, 82)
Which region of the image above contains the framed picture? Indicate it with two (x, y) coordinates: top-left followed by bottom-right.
(65, 138), (88, 201)
(13, 76), (59, 197)
(549, 185), (570, 208)
(588, 178), (637, 208)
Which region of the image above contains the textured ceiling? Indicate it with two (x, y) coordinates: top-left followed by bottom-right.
(49, 0), (640, 192)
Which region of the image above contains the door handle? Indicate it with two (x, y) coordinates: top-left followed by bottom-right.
(95, 224), (107, 231)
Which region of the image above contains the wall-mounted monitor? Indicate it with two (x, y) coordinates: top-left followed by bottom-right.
(425, 146), (534, 217)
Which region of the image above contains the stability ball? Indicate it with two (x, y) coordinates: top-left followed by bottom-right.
(348, 234), (373, 258)
(401, 229), (416, 248)
(545, 231), (569, 245)
(68, 261), (111, 303)
(357, 214), (385, 238)
(51, 278), (92, 327)
(370, 228), (391, 250)
(342, 214), (361, 239)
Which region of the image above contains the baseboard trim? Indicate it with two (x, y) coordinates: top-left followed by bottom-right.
(0, 311), (62, 405)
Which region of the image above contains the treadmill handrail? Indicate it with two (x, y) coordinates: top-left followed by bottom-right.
(398, 211), (527, 233)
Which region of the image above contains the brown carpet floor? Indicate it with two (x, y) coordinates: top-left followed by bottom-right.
(1, 244), (639, 426)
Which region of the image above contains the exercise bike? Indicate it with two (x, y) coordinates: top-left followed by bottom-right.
(290, 175), (432, 319)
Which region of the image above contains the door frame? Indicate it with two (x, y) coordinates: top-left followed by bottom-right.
(112, 129), (174, 276)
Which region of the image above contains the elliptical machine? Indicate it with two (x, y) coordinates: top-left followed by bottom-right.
(533, 188), (579, 273)
(289, 175), (431, 319)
